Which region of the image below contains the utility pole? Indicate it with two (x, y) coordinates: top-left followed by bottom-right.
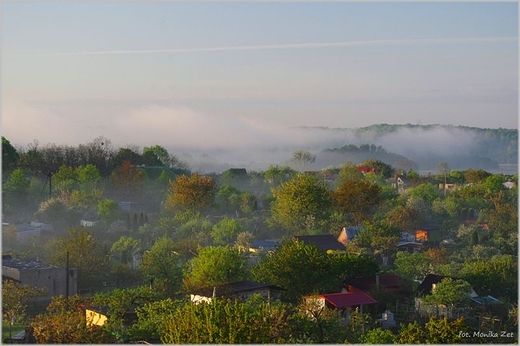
(48, 171), (52, 198)
(443, 169), (447, 198)
(65, 251), (69, 302)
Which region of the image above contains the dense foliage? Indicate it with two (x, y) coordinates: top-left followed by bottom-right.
(1, 134), (517, 344)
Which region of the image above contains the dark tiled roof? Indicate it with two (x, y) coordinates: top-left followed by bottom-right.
(2, 258), (60, 270)
(190, 280), (285, 298)
(309, 292), (378, 308)
(251, 239), (279, 250)
(294, 234), (345, 252)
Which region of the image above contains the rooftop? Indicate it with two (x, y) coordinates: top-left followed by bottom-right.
(190, 280), (284, 298)
(3, 258), (61, 270)
(307, 292), (378, 308)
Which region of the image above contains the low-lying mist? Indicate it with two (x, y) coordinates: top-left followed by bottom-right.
(168, 125), (517, 174)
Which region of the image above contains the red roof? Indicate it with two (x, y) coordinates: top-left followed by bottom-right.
(308, 292), (378, 308)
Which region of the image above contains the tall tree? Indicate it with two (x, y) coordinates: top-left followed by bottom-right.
(2, 136), (19, 173)
(3, 168), (31, 207)
(110, 160), (147, 197)
(291, 150), (316, 170)
(48, 227), (109, 289)
(142, 145), (171, 167)
(269, 173), (333, 235)
(211, 217), (242, 246)
(165, 173), (216, 213)
(2, 280), (46, 339)
(264, 165), (297, 186)
(183, 245), (248, 290)
(334, 179), (382, 224)
(251, 239), (332, 302)
(140, 237), (183, 295)
(361, 159), (394, 179)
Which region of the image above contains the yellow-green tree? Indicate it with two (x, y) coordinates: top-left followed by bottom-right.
(183, 245), (248, 290)
(2, 280), (46, 339)
(140, 237), (183, 295)
(165, 173), (216, 213)
(31, 294), (114, 343)
(334, 179), (382, 224)
(48, 227), (109, 290)
(269, 173), (333, 235)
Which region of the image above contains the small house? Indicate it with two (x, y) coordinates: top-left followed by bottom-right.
(189, 280), (284, 304)
(303, 291), (378, 322)
(2, 256), (77, 301)
(80, 210), (99, 227)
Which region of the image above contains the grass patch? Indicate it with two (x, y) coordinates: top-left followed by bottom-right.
(2, 321), (25, 341)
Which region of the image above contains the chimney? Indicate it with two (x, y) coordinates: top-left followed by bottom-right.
(376, 272), (380, 288)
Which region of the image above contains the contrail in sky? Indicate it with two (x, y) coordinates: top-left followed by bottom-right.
(5, 36), (517, 57)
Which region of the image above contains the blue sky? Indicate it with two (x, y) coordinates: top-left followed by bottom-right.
(1, 1), (517, 151)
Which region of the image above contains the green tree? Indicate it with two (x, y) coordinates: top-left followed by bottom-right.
(393, 251), (431, 281)
(211, 217), (242, 246)
(337, 162), (364, 184)
(76, 163), (101, 185)
(98, 198), (119, 223)
(327, 251), (379, 284)
(460, 254), (517, 300)
(251, 239), (331, 302)
(358, 327), (396, 344)
(110, 236), (141, 266)
(3, 168), (30, 206)
(464, 168), (491, 184)
(112, 147), (142, 167)
(142, 145), (171, 167)
(2, 280), (46, 339)
(215, 184), (242, 212)
(183, 245), (248, 290)
(263, 165), (296, 186)
(52, 164), (78, 192)
(2, 136), (19, 173)
(334, 179), (382, 224)
(92, 286), (160, 339)
(350, 222), (400, 258)
(384, 205), (419, 232)
(423, 277), (472, 307)
(269, 173), (333, 235)
(140, 237), (183, 295)
(293, 299), (348, 343)
(482, 174), (507, 192)
(396, 321), (425, 344)
(135, 297), (294, 344)
(423, 316), (469, 344)
(48, 227), (109, 289)
(362, 159), (394, 179)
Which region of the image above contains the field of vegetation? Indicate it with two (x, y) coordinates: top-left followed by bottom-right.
(2, 135), (518, 344)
